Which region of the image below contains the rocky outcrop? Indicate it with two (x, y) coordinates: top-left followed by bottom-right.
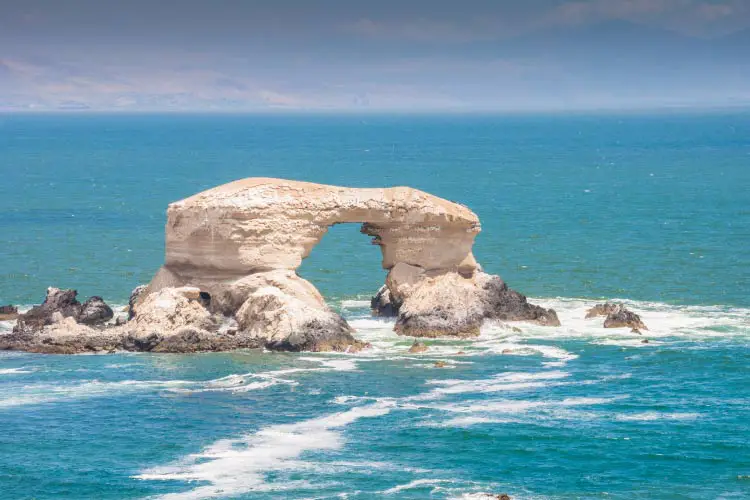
(11, 288), (116, 333)
(152, 178), (480, 289)
(408, 341), (428, 353)
(585, 302), (621, 319)
(604, 307), (648, 331)
(371, 285), (400, 317)
(16, 287), (82, 331)
(389, 267), (560, 337)
(236, 287), (365, 352)
(586, 302), (648, 330)
(0, 305), (18, 321)
(1, 288), (120, 353)
(127, 285), (148, 320)
(2, 178), (560, 354)
(146, 178), (558, 343)
(78, 297), (114, 325)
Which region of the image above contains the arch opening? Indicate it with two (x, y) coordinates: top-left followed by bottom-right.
(296, 222), (385, 307)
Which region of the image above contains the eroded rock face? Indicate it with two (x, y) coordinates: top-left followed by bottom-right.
(390, 270), (560, 338)
(155, 178), (480, 286)
(236, 287), (364, 352)
(128, 285), (148, 320)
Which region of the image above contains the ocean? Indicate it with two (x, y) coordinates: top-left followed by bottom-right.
(0, 112), (749, 499)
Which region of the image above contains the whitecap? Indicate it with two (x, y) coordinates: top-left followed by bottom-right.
(0, 368), (34, 375)
(526, 296), (750, 342)
(339, 299), (371, 309)
(615, 412), (701, 422)
(415, 370), (570, 399)
(383, 478), (455, 494)
(135, 401), (394, 499)
(298, 357), (358, 371)
(0, 379), (194, 408)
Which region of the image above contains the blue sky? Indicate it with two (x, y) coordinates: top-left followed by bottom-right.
(1, 0), (749, 111)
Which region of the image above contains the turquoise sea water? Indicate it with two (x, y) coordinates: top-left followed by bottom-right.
(1, 112), (749, 499)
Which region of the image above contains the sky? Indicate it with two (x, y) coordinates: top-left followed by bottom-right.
(1, 0), (749, 112)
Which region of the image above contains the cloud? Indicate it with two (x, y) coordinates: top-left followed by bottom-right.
(548, 0), (750, 35)
(341, 0), (750, 42)
(343, 17), (498, 43)
(1, 1), (750, 111)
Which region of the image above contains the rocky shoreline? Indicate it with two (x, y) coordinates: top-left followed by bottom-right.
(0, 178), (646, 355)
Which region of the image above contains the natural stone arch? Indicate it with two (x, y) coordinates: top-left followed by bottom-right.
(141, 178), (558, 352)
(157, 178), (481, 282)
(2, 178), (561, 354)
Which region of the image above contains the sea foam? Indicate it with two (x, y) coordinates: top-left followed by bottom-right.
(135, 401), (394, 500)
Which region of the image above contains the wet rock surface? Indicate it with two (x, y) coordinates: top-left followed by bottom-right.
(371, 285), (400, 317)
(586, 302), (648, 330)
(78, 297), (114, 325)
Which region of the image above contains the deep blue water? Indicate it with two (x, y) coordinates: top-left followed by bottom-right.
(1, 113), (749, 499)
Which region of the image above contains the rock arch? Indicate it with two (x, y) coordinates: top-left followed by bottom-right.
(141, 178), (558, 352)
(2, 178), (560, 354)
(154, 178), (480, 281)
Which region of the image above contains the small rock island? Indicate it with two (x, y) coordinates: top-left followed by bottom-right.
(1, 178), (559, 354)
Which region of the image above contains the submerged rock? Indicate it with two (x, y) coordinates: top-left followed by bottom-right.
(586, 302), (648, 331)
(603, 306), (648, 331)
(0, 305), (18, 321)
(408, 341), (428, 353)
(434, 361), (447, 368)
(585, 302), (621, 318)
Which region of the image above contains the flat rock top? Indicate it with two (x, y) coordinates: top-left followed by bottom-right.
(171, 177), (479, 226)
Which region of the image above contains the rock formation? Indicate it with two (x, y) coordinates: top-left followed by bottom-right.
(0, 305), (18, 321)
(2, 288), (121, 354)
(603, 307), (648, 331)
(1, 178), (560, 354)
(12, 287), (114, 333)
(585, 303), (620, 319)
(371, 285), (400, 317)
(78, 297), (114, 325)
(585, 302), (648, 330)
(408, 341), (428, 353)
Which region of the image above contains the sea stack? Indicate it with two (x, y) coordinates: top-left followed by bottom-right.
(1, 178), (558, 354)
(142, 178), (558, 341)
